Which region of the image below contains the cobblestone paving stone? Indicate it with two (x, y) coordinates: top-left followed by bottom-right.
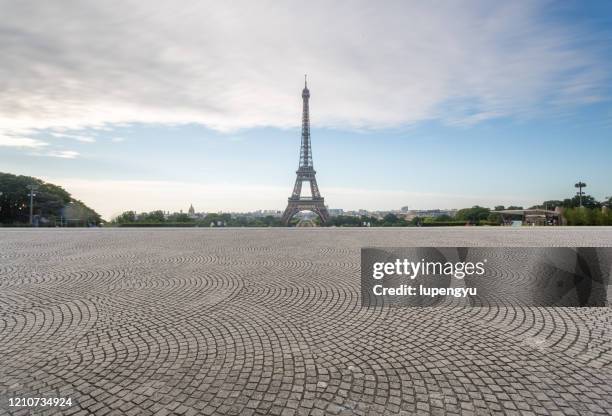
(0, 228), (611, 416)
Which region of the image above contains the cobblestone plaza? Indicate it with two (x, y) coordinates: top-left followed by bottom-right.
(1, 228), (611, 415)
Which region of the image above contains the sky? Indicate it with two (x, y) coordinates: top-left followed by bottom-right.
(1, 0), (611, 220)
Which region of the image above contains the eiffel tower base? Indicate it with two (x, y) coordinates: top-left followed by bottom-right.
(282, 198), (330, 226)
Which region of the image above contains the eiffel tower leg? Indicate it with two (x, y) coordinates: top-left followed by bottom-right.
(312, 203), (330, 224)
(281, 203), (299, 225)
(318, 206), (330, 223)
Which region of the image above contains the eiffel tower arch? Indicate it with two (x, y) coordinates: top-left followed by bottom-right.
(282, 76), (330, 226)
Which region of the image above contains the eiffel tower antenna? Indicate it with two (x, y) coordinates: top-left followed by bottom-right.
(281, 76), (330, 226)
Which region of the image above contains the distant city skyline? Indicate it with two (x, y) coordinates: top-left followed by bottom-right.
(1, 1), (611, 220)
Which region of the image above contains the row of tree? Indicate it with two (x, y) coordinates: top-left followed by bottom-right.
(112, 194), (612, 227)
(531, 194), (612, 210)
(324, 194), (612, 227)
(0, 173), (101, 226)
(113, 211), (283, 227)
(562, 207), (612, 226)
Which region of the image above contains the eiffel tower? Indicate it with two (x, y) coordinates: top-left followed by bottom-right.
(281, 76), (330, 226)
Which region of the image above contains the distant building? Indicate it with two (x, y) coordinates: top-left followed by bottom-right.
(262, 210), (282, 217)
(328, 208), (344, 216)
(496, 208), (562, 226)
(404, 209), (457, 220)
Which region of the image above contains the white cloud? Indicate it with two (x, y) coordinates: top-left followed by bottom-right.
(0, 1), (608, 134)
(50, 132), (96, 143)
(46, 150), (79, 159)
(0, 135), (48, 148)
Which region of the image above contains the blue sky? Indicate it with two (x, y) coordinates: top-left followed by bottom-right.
(1, 1), (611, 219)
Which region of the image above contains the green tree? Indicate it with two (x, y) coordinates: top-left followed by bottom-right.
(455, 206), (490, 223)
(382, 213), (398, 226)
(560, 195), (600, 209)
(410, 216), (422, 226)
(167, 212), (193, 223)
(487, 212), (502, 225)
(563, 207), (608, 225)
(262, 215), (282, 226)
(0, 172), (101, 225)
(433, 215), (453, 222)
(114, 211), (137, 224)
(136, 210), (166, 223)
(328, 215), (362, 227)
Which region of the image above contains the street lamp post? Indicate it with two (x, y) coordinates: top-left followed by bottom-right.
(26, 184), (39, 225)
(574, 181), (586, 208)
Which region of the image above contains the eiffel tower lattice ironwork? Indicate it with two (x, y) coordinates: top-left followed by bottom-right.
(281, 76), (330, 225)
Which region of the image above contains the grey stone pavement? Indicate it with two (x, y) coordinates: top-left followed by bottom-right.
(0, 228), (611, 416)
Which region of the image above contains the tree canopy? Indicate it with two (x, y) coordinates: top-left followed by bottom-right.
(0, 172), (101, 226)
(455, 206), (490, 223)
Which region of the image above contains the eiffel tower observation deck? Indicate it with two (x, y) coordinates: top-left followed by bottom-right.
(281, 76), (330, 225)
